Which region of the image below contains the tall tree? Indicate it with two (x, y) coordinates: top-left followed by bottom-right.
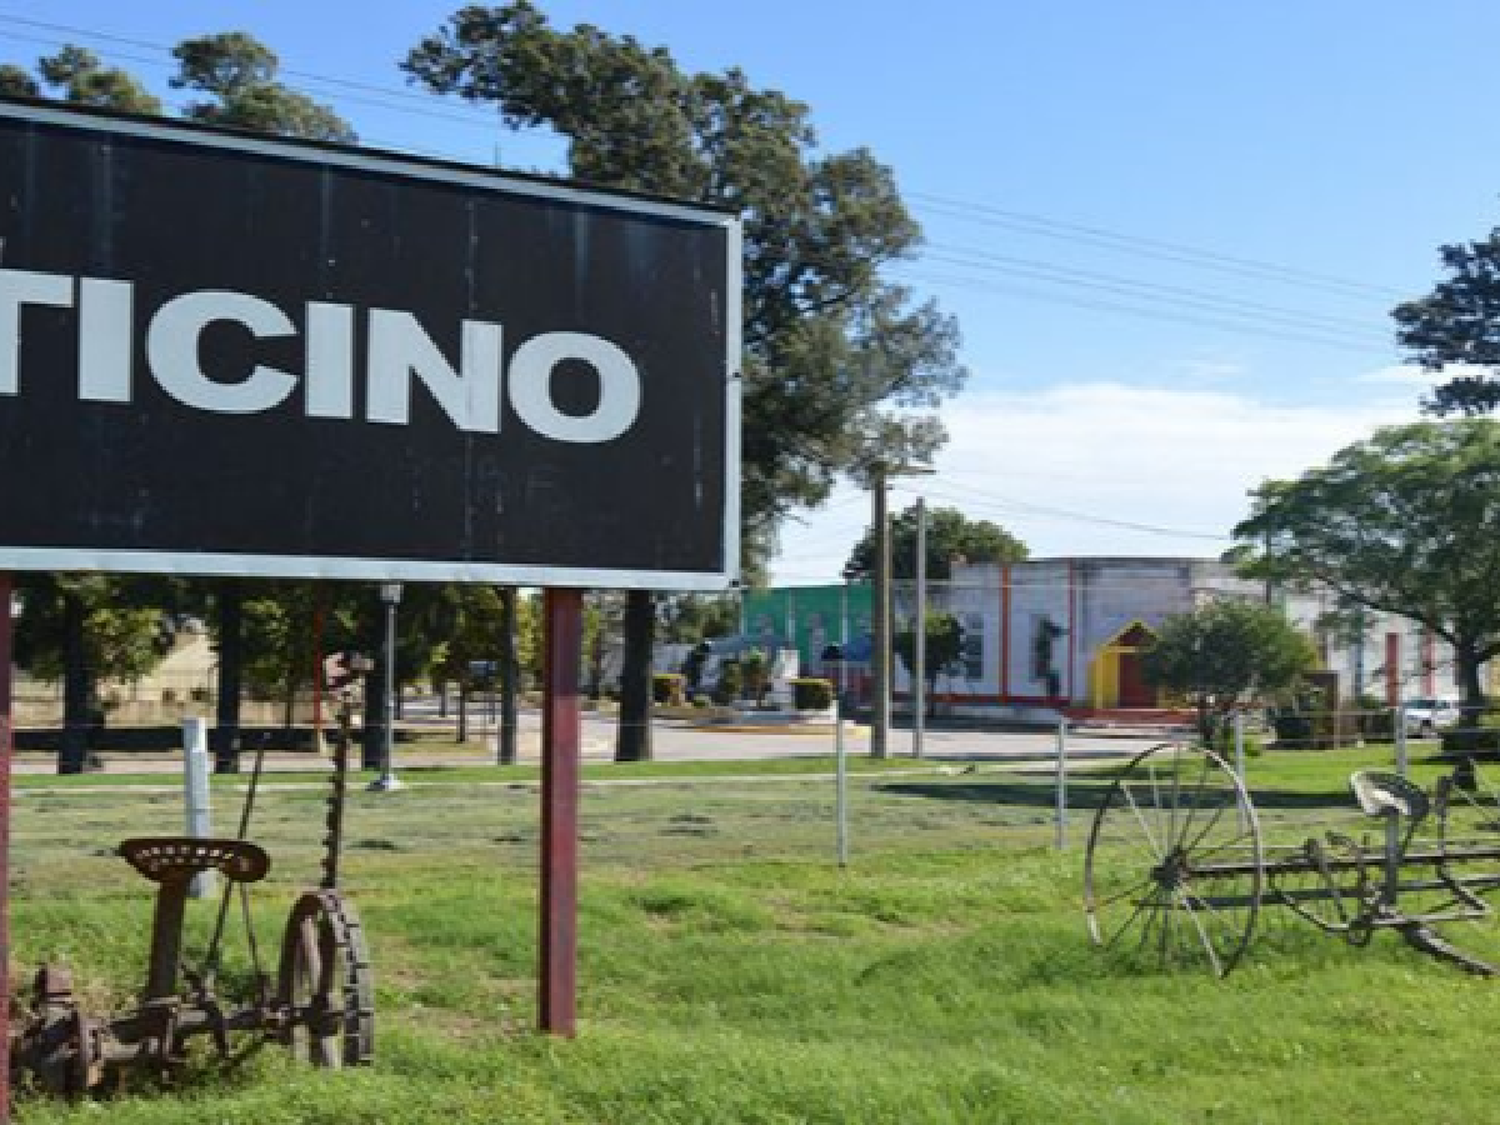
(1232, 419), (1500, 722)
(14, 575), (172, 772)
(1141, 597), (1316, 745)
(1393, 229), (1500, 415)
(844, 503), (1027, 582)
(169, 32), (357, 141)
(34, 45), (162, 113)
(405, 3), (966, 758)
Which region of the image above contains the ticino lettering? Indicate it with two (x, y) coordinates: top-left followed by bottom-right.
(0, 267), (643, 443)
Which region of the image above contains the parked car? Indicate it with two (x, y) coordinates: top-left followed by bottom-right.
(1403, 697), (1461, 738)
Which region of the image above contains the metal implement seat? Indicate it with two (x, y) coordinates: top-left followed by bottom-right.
(120, 837), (270, 885)
(119, 838), (271, 1004)
(1350, 771), (1430, 823)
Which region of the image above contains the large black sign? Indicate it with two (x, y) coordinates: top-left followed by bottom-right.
(0, 102), (740, 588)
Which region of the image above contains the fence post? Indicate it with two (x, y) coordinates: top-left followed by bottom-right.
(834, 697), (848, 868)
(1233, 711), (1247, 830)
(1393, 705), (1407, 777)
(182, 717), (214, 899)
(1054, 717), (1068, 850)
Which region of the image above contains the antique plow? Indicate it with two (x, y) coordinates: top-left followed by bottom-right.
(1083, 742), (1500, 977)
(10, 688), (374, 1094)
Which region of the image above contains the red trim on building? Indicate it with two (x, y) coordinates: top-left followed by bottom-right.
(1000, 565), (1011, 700)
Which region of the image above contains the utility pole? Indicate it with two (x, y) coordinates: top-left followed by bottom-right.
(870, 462), (891, 759)
(913, 496), (927, 760)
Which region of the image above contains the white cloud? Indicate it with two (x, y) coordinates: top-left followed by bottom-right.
(1354, 364), (1438, 388)
(1355, 361), (1491, 389)
(768, 381), (1422, 585)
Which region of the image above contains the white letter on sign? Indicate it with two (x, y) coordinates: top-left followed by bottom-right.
(366, 311), (502, 433)
(79, 278), (134, 403)
(0, 267), (73, 396)
(508, 332), (641, 444)
(148, 291), (298, 413)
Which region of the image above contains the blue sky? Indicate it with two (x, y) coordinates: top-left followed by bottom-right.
(4, 2), (1494, 582)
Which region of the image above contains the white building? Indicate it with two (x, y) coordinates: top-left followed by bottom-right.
(892, 557), (1470, 721)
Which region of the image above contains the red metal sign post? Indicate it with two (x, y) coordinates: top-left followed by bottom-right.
(0, 574), (13, 1122)
(539, 588), (582, 1036)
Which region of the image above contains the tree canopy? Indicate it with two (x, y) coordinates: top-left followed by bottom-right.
(31, 45), (162, 113)
(404, 2), (966, 558)
(1393, 229), (1500, 415)
(1232, 419), (1500, 709)
(1141, 597), (1316, 742)
(3, 35), (354, 142)
(894, 610), (964, 716)
(844, 503), (1027, 582)
(170, 32), (357, 141)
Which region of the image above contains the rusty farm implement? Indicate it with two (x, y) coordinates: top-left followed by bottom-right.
(10, 689), (374, 1094)
(1084, 742), (1500, 977)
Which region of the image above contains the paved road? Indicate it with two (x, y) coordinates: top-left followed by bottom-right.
(12, 704), (1168, 775)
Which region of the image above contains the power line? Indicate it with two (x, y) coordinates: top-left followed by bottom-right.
(911, 190), (1406, 301)
(920, 243), (1383, 338)
(896, 268), (1392, 355)
(887, 479), (1233, 541)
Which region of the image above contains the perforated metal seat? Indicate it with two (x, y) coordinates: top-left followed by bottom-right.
(119, 837), (270, 885)
(1350, 771), (1430, 823)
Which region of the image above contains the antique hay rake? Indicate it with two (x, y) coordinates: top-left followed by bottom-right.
(1084, 742), (1500, 977)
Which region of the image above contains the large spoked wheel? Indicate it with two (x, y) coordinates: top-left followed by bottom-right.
(1084, 742), (1263, 977)
(278, 890), (374, 1068)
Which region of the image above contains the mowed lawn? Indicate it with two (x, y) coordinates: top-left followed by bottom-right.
(13, 746), (1500, 1124)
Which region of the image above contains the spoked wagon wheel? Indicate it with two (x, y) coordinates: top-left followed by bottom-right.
(278, 889), (374, 1068)
(1084, 742), (1263, 977)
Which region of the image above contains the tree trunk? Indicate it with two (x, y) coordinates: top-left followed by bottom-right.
(212, 579), (243, 774)
(57, 589), (90, 775)
(498, 587), (519, 765)
(456, 678), (469, 743)
(1455, 641), (1487, 751)
(282, 664), (296, 733)
(615, 589), (654, 762)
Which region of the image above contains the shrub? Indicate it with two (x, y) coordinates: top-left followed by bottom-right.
(653, 673), (686, 706)
(1356, 695), (1395, 741)
(1440, 727), (1500, 758)
(792, 678), (834, 711)
(741, 648), (770, 705)
(712, 660), (743, 706)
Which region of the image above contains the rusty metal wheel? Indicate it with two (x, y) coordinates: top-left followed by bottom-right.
(1084, 742), (1263, 977)
(277, 890), (373, 1068)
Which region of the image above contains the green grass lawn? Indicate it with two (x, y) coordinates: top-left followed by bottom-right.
(14, 743), (1500, 1123)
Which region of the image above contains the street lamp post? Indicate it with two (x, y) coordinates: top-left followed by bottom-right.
(369, 582), (404, 792)
(868, 462), (934, 760)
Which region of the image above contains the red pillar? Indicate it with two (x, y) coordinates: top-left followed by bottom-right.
(0, 574), (12, 1122)
(539, 587), (582, 1036)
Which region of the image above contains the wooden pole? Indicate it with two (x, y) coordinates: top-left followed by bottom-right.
(0, 573), (13, 1122)
(539, 588), (582, 1036)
